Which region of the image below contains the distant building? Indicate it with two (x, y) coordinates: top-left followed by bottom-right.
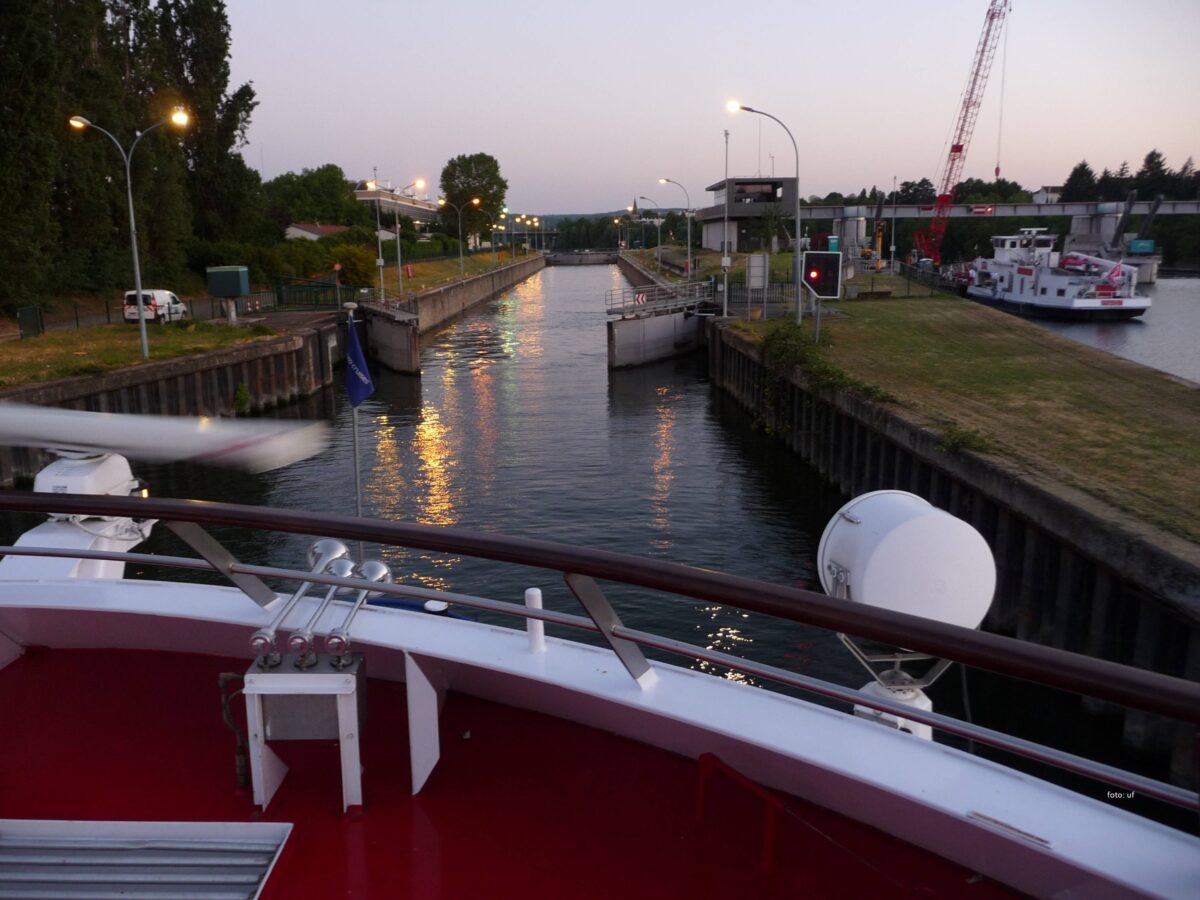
(1032, 186), (1063, 204)
(693, 177), (798, 253)
(354, 182), (440, 228)
(286, 223), (350, 241)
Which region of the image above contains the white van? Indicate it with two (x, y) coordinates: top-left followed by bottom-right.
(123, 290), (188, 323)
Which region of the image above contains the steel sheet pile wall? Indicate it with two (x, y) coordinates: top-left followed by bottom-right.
(708, 323), (1199, 789)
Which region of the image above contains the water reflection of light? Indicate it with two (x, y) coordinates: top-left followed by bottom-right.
(650, 385), (680, 551)
(413, 405), (458, 527)
(694, 604), (756, 684)
(366, 413), (409, 520)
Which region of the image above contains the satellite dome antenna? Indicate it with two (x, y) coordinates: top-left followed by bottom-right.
(818, 490), (996, 739)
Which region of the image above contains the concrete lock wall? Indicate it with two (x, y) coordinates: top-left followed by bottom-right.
(607, 254), (701, 368)
(366, 256), (546, 374)
(607, 312), (701, 368)
(414, 256), (544, 334)
(707, 321), (1199, 788)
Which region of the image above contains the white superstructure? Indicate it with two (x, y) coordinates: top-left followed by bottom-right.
(966, 229), (1151, 320)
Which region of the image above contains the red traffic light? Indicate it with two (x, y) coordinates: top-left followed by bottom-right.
(801, 251), (842, 299)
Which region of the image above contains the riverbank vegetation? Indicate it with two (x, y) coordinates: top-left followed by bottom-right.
(729, 286), (1200, 543)
(1, 321), (274, 390)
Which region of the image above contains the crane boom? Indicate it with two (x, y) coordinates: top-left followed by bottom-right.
(915, 0), (1011, 265)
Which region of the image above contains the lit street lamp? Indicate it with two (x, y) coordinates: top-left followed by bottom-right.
(728, 100), (803, 323)
(658, 177), (692, 282)
(69, 108), (189, 359)
(365, 173), (387, 300)
(438, 196), (481, 279)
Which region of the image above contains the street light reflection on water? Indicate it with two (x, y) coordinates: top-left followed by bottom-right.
(338, 264), (839, 681)
(132, 264), (847, 688)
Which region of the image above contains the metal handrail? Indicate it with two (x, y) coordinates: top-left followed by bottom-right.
(4, 539), (1195, 810)
(1, 492), (1197, 727)
(605, 282), (712, 317)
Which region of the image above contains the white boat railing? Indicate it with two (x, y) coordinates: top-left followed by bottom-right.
(0, 491), (1197, 816)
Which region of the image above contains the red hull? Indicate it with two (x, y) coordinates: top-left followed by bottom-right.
(0, 647), (1014, 898)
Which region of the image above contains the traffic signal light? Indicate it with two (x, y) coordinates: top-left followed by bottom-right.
(802, 250), (842, 299)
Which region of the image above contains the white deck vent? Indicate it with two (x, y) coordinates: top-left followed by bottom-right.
(0, 820), (291, 899)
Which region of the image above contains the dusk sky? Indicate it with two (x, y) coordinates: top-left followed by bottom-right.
(226, 0), (1199, 215)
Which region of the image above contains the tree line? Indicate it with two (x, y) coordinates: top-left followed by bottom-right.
(2, 0), (1195, 318)
(0, 1), (513, 316)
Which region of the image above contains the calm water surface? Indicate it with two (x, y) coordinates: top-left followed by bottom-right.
(138, 265), (856, 685)
(1034, 277), (1200, 383)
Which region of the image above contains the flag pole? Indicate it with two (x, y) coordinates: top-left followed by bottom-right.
(343, 302), (375, 562)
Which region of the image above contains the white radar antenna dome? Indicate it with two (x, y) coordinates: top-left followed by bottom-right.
(818, 490), (995, 629)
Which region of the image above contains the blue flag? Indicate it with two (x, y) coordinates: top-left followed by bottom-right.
(345, 315), (374, 407)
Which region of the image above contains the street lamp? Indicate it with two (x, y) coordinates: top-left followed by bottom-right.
(479, 209), (501, 261)
(69, 107), (189, 359)
(639, 196), (663, 272)
(728, 100), (803, 323)
(365, 174), (387, 300)
(438, 196), (481, 279)
(394, 177), (425, 298)
(658, 177), (691, 282)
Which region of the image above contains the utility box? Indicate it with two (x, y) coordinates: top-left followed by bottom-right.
(828, 235), (841, 252)
(206, 266), (250, 298)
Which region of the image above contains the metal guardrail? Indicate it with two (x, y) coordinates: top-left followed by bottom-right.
(605, 282), (713, 317)
(0, 491), (1197, 813)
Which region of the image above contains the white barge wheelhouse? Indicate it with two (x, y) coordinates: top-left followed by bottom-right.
(965, 228), (1151, 321)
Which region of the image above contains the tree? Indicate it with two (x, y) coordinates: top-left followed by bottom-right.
(325, 242), (373, 286)
(1173, 157), (1198, 199)
(897, 178), (936, 203)
(439, 153), (507, 243)
(952, 177), (1030, 203)
(157, 0), (263, 241)
(0, 1), (61, 312)
(1097, 163), (1133, 201)
(1135, 149), (1172, 200)
(264, 165), (365, 227)
(753, 203), (787, 252)
(1060, 161), (1098, 202)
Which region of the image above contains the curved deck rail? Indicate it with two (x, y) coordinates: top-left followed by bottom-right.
(1, 491), (1197, 812)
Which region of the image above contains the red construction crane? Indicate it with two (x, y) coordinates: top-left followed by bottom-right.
(914, 0), (1011, 266)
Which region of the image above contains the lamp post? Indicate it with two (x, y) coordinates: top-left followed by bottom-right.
(723, 129), (731, 316)
(394, 177), (425, 298)
(658, 177), (691, 282)
(438, 196), (481, 279)
(479, 209), (500, 261)
(728, 100), (802, 323)
(69, 108), (189, 359)
(639, 196), (663, 272)
(500, 209), (516, 259)
(365, 173), (387, 300)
